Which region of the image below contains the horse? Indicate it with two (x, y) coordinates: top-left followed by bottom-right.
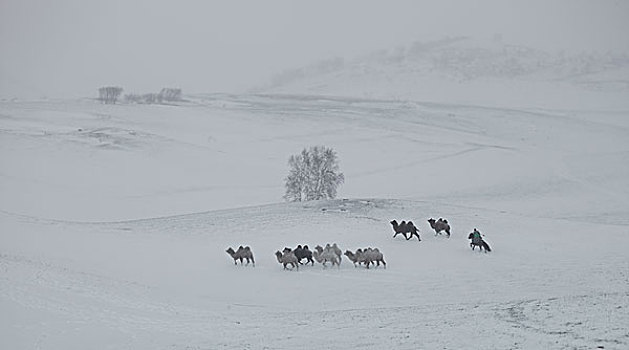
(468, 232), (492, 253)
(225, 246), (255, 266)
(428, 218), (451, 237)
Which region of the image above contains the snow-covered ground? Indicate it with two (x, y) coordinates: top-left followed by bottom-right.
(2, 39), (629, 349)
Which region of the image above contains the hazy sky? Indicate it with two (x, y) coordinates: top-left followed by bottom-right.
(1, 0), (628, 98)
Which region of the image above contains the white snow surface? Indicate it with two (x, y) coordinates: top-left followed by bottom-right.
(2, 48), (629, 349)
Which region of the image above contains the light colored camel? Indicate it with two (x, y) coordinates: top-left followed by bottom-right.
(344, 248), (386, 268)
(313, 245), (340, 267)
(275, 250), (299, 270)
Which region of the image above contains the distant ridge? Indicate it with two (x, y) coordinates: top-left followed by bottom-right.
(258, 37), (629, 109)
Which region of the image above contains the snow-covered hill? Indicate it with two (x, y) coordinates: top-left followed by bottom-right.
(2, 43), (629, 348)
(262, 37), (629, 110)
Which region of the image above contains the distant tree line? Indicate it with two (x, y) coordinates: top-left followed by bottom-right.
(98, 87), (123, 104)
(98, 87), (182, 104)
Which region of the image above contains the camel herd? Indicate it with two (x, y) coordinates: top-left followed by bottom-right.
(226, 217), (491, 270)
(226, 243), (386, 270)
(273, 243), (345, 270)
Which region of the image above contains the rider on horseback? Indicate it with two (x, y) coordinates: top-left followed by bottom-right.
(471, 228), (482, 245)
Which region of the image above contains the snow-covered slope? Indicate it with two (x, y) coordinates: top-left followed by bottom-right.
(262, 37), (629, 110)
(2, 196), (628, 349)
(2, 42), (629, 348)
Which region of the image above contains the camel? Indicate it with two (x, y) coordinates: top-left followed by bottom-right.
(344, 249), (362, 267)
(275, 250), (299, 270)
(344, 249), (369, 267)
(315, 244), (343, 263)
(361, 247), (386, 269)
(293, 245), (315, 265)
(328, 243), (343, 264)
(313, 245), (341, 267)
(344, 248), (386, 268)
(390, 220), (421, 241)
(428, 218), (451, 237)
(405, 221), (421, 241)
(225, 246), (255, 266)
(332, 243), (342, 258)
(390, 220), (410, 239)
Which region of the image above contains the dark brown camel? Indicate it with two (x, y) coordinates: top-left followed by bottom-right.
(390, 220), (421, 241)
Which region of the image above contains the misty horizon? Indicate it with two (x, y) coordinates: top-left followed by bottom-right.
(2, 0), (628, 99)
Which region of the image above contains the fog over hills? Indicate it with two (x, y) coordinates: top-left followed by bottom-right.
(262, 37), (629, 109)
(1, 2), (629, 349)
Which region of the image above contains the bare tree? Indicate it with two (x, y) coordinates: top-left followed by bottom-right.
(98, 86), (123, 104)
(159, 88), (182, 102)
(284, 146), (344, 202)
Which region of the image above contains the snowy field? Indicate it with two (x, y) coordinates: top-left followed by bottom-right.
(2, 45), (629, 348)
